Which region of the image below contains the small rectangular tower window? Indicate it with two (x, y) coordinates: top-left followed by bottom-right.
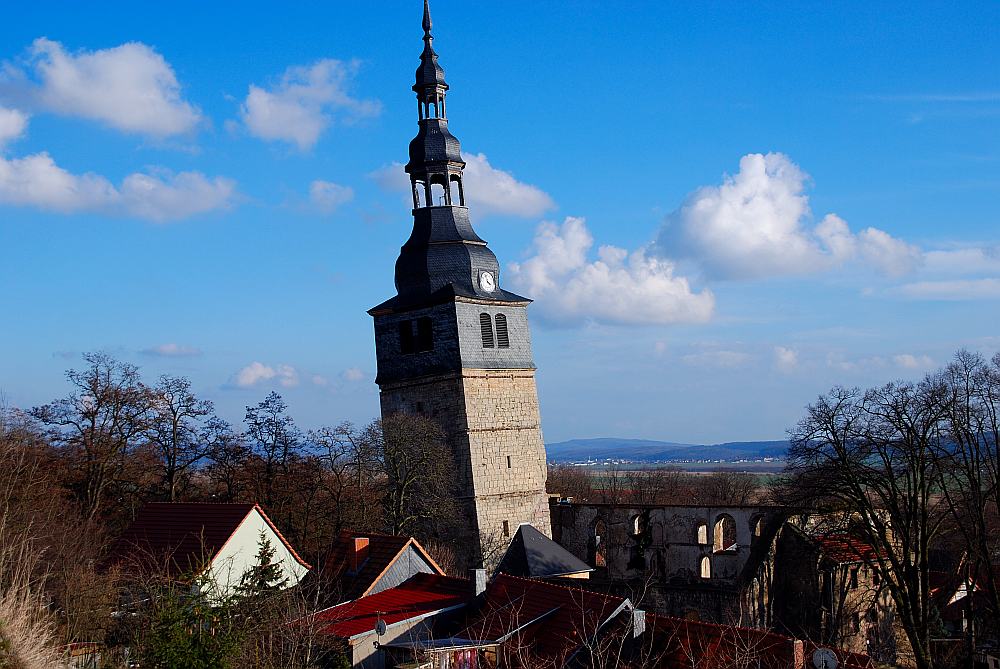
(502, 520), (510, 537)
(479, 312), (495, 348)
(398, 320), (414, 354)
(506, 455), (512, 469)
(495, 314), (509, 348)
(416, 317), (434, 352)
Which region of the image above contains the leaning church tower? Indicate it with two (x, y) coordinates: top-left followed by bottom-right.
(369, 0), (551, 567)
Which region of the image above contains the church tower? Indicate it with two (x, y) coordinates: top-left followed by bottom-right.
(369, 0), (551, 567)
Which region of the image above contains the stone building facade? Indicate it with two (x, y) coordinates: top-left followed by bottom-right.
(369, 1), (549, 569)
(772, 524), (897, 663)
(550, 500), (787, 625)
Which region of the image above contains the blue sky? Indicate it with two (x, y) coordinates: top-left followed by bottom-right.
(1, 1), (998, 443)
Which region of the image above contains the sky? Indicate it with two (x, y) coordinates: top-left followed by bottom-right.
(1, 1), (998, 444)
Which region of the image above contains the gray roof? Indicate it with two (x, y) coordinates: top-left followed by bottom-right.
(496, 524), (594, 579)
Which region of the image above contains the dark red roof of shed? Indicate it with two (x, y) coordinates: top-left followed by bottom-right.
(815, 533), (883, 564)
(313, 573), (471, 639)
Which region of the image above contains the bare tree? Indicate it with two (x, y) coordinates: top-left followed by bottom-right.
(244, 392), (302, 508)
(375, 414), (457, 537)
(782, 379), (952, 669)
(203, 418), (250, 502)
(146, 375), (214, 501)
(31, 352), (150, 520)
(931, 351), (1000, 635)
(694, 470), (759, 506)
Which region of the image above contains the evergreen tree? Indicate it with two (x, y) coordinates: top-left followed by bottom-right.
(235, 532), (288, 603)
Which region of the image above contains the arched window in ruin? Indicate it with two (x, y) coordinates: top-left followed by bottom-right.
(713, 514), (737, 552)
(591, 519), (607, 568)
(700, 556), (711, 579)
(631, 513), (647, 537)
(696, 521), (709, 545)
(751, 515), (764, 542)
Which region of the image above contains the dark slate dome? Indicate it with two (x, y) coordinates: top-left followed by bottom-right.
(405, 119), (463, 171)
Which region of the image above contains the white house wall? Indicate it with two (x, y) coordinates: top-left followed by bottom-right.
(204, 509), (309, 599)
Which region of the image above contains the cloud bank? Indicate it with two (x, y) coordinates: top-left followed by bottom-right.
(0, 151), (235, 221)
(240, 59), (380, 150)
(658, 152), (921, 279)
(1, 38), (201, 137)
(508, 217), (714, 325)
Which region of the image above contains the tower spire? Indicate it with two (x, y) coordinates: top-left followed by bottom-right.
(422, 0), (432, 37)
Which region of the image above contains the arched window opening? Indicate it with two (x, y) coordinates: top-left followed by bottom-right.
(631, 513), (647, 537)
(412, 180), (425, 208)
(592, 519), (607, 568)
(696, 522), (709, 545)
(700, 556), (712, 579)
(714, 514), (737, 552)
(415, 317), (433, 352)
(429, 182), (447, 206)
(495, 314), (509, 348)
(751, 516), (764, 541)
(449, 175), (463, 206)
(480, 313), (495, 348)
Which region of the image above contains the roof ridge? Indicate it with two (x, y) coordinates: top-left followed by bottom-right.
(493, 572), (625, 602)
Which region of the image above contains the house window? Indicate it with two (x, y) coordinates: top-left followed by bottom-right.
(700, 556), (711, 579)
(851, 612), (861, 633)
(495, 314), (510, 348)
(850, 567), (859, 589)
(480, 313), (495, 348)
(415, 317), (433, 352)
(873, 570), (880, 586)
(696, 522), (709, 545)
(399, 320), (414, 354)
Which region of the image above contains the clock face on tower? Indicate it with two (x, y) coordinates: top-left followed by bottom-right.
(479, 271), (496, 293)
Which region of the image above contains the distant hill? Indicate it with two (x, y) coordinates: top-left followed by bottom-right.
(545, 437), (789, 463)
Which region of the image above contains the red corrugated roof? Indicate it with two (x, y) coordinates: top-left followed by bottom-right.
(313, 573), (472, 639)
(815, 533), (883, 564)
(107, 502), (309, 577)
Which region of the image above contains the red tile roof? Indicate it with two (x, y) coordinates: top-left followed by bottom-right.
(645, 615), (876, 669)
(107, 502), (309, 577)
(815, 533), (883, 564)
(457, 573), (628, 661)
(312, 573), (471, 639)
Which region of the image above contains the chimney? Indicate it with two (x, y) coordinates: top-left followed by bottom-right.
(350, 537), (369, 572)
(469, 568), (486, 596)
(631, 609), (646, 639)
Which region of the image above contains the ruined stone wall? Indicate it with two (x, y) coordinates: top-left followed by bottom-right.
(550, 501), (785, 624)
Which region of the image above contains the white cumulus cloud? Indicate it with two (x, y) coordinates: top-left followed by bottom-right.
(1, 38), (201, 137)
(371, 152), (555, 219)
(233, 362), (299, 388)
(0, 151), (234, 221)
(0, 106), (28, 147)
(239, 59), (380, 150)
(309, 180), (353, 213)
(508, 217), (714, 325)
(658, 152), (921, 279)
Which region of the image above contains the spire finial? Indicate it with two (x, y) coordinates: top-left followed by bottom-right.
(422, 0), (432, 36)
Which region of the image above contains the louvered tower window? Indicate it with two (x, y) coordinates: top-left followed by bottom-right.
(480, 313), (495, 348)
(495, 314), (509, 348)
